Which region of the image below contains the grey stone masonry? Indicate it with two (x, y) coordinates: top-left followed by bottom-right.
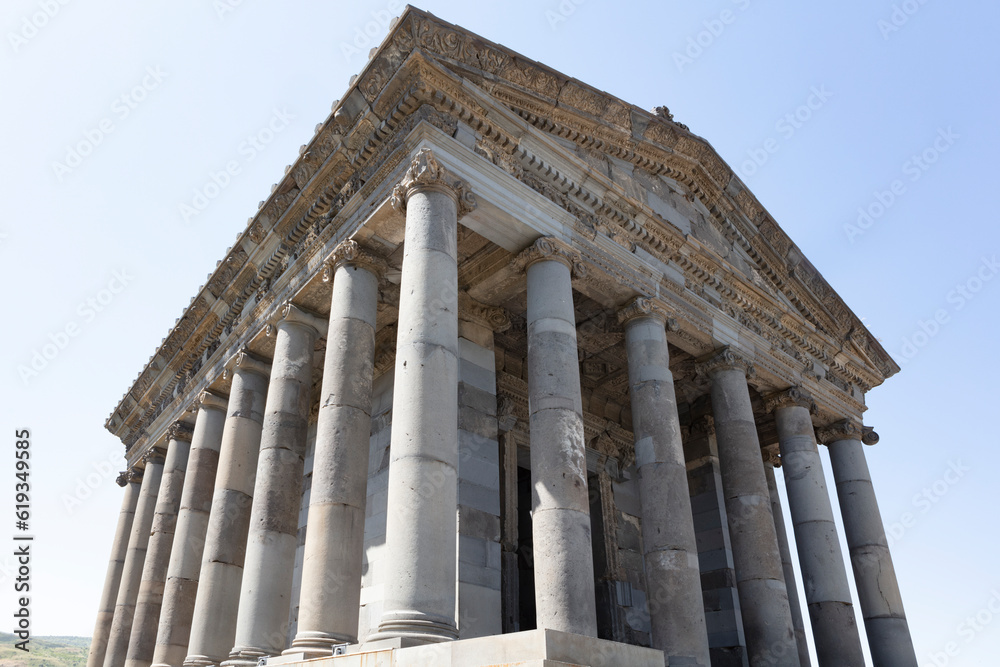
(619, 297), (710, 667)
(151, 393), (228, 667)
(183, 351), (270, 667)
(682, 406), (749, 667)
(371, 148), (473, 644)
(820, 421), (918, 667)
(291, 241), (383, 653)
(763, 452), (811, 667)
(456, 302), (505, 639)
(770, 390), (864, 666)
(125, 423), (193, 667)
(698, 348), (799, 666)
(87, 474), (141, 667)
(103, 450), (164, 667)
(225, 303), (325, 664)
(523, 237), (598, 638)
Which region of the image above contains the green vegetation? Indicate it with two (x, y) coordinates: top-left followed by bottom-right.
(0, 634), (89, 667)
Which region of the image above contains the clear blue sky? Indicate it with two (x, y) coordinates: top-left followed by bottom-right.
(2, 1), (997, 664)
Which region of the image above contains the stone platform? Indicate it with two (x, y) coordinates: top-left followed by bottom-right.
(268, 629), (665, 667)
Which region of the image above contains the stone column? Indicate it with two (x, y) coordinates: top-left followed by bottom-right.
(125, 423), (193, 667)
(225, 302), (326, 664)
(87, 472), (142, 667)
(103, 451), (165, 667)
(370, 148), (474, 645)
(819, 421), (918, 667)
(151, 392), (229, 667)
(762, 450), (811, 667)
(768, 390), (864, 666)
(697, 348), (799, 667)
(523, 237), (597, 638)
(289, 241), (383, 654)
(184, 351), (270, 667)
(619, 297), (709, 665)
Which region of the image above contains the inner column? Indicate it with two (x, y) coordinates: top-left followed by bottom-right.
(370, 148), (473, 644)
(224, 303), (325, 664)
(697, 348), (799, 666)
(523, 237), (597, 638)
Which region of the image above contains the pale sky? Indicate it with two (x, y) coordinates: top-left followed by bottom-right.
(2, 1), (998, 665)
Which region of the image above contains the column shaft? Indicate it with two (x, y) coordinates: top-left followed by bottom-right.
(226, 307), (323, 663)
(526, 252), (597, 638)
(775, 402), (864, 666)
(373, 176), (462, 644)
(701, 351), (799, 666)
(764, 460), (811, 667)
(125, 428), (192, 667)
(621, 302), (709, 665)
(291, 246), (380, 652)
(87, 477), (142, 667)
(826, 430), (917, 667)
(151, 394), (228, 667)
(184, 355), (269, 667)
(103, 455), (165, 667)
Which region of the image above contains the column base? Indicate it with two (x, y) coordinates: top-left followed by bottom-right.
(284, 631), (354, 658)
(368, 610), (459, 645)
(221, 646), (269, 667)
(183, 653), (224, 667)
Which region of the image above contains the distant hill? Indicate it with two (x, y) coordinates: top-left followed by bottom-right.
(0, 634), (89, 667)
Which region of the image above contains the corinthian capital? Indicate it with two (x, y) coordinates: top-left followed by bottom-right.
(323, 239), (387, 280)
(277, 300), (328, 337)
(765, 387), (817, 414)
(143, 447), (166, 466)
(617, 296), (675, 328)
(816, 419), (863, 445)
(696, 346), (755, 379)
(167, 421), (194, 443)
(390, 148), (476, 218)
(198, 390), (229, 412)
(515, 236), (587, 278)
(116, 468), (142, 487)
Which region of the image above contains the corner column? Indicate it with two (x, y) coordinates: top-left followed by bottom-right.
(87, 472), (142, 667)
(819, 421), (918, 667)
(523, 237), (597, 638)
(762, 449), (811, 667)
(103, 451), (165, 667)
(151, 391), (229, 667)
(184, 351), (271, 667)
(290, 241), (384, 653)
(769, 390), (864, 666)
(619, 297), (709, 665)
(125, 423), (193, 667)
(225, 303), (326, 664)
(371, 148), (474, 644)
(697, 348), (799, 666)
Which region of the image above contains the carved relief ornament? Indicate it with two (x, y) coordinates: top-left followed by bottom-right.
(815, 419), (863, 445)
(390, 148), (477, 218)
(617, 296), (674, 328)
(323, 239), (388, 281)
(696, 346), (756, 379)
(765, 387), (817, 414)
(224, 347), (272, 380)
(515, 236), (587, 278)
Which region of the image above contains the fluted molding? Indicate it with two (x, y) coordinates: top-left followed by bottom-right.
(390, 147), (476, 218)
(695, 346), (756, 379)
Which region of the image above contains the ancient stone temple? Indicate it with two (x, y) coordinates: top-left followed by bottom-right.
(87, 6), (917, 667)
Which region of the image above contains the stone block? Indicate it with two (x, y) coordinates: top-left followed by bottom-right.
(458, 505), (501, 541)
(459, 480), (501, 515)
